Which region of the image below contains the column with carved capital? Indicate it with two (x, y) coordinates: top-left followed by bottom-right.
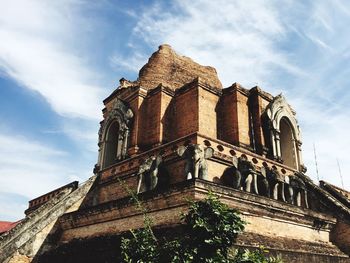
(116, 128), (125, 160)
(97, 123), (104, 168)
(271, 133), (276, 157)
(121, 128), (129, 159)
(275, 129), (281, 160)
(271, 128), (282, 162)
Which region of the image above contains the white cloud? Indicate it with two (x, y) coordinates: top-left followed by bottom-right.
(0, 0), (103, 220)
(284, 1), (350, 189)
(306, 34), (334, 52)
(0, 193), (27, 221)
(0, 0), (103, 119)
(120, 0), (302, 90)
(0, 133), (69, 197)
(110, 51), (147, 73)
(0, 131), (93, 220)
(291, 96), (350, 189)
(61, 119), (99, 153)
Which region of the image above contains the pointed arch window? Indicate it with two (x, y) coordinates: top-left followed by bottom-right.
(98, 98), (133, 169)
(265, 95), (304, 172)
(279, 117), (297, 169)
(103, 121), (121, 168)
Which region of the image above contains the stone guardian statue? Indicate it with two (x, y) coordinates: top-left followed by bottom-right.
(237, 155), (259, 194)
(137, 155), (162, 193)
(176, 144), (214, 180)
(266, 166), (286, 202)
(288, 173), (308, 208)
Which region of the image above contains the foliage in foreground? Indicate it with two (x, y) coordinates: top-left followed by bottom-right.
(230, 247), (282, 263)
(120, 192), (282, 263)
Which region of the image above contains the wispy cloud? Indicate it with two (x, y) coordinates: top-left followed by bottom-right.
(0, 0), (105, 220)
(0, 132), (68, 197)
(110, 51), (147, 73)
(120, 0), (299, 90)
(61, 118), (99, 153)
(0, 192), (28, 221)
(0, 131), (92, 220)
(283, 1), (350, 188)
(306, 34), (334, 52)
(0, 0), (103, 119)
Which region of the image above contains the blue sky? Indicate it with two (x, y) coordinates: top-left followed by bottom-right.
(1, 0), (350, 221)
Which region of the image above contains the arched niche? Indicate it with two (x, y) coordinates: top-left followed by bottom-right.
(279, 117), (297, 169)
(103, 121), (120, 168)
(265, 94), (304, 172)
(98, 98), (134, 169)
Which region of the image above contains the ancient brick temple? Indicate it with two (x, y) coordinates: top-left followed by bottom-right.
(1, 45), (350, 263)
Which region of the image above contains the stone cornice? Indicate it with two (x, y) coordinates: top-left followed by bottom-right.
(249, 86), (274, 101)
(103, 86), (147, 105)
(59, 179), (336, 236)
(222, 83), (250, 97)
(147, 84), (175, 97)
(175, 77), (222, 97)
(320, 181), (350, 209)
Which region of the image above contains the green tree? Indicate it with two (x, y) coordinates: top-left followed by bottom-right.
(231, 247), (282, 263)
(120, 192), (282, 263)
(179, 193), (246, 262)
(120, 182), (159, 263)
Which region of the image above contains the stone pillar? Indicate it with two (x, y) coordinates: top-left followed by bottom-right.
(122, 129), (129, 159)
(296, 140), (303, 171)
(97, 142), (103, 167)
(275, 130), (281, 158)
(271, 128), (281, 161)
(117, 129), (124, 160)
(97, 124), (104, 167)
(270, 129), (277, 159)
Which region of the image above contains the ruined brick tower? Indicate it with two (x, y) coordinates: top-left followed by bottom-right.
(1, 45), (350, 263)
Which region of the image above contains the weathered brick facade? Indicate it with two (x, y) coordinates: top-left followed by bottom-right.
(72, 45), (350, 262)
(2, 44), (350, 263)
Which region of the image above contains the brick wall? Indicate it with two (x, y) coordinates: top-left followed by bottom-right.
(198, 87), (219, 139)
(331, 220), (350, 254)
(174, 86), (199, 138)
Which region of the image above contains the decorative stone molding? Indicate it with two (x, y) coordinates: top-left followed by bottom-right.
(265, 94), (304, 171)
(98, 98), (134, 168)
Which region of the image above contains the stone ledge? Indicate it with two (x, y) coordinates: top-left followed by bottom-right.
(237, 232), (347, 256)
(59, 179), (336, 241)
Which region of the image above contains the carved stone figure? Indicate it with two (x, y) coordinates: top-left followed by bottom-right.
(265, 166), (286, 201)
(237, 155), (259, 194)
(288, 173), (309, 208)
(177, 144), (214, 180)
(137, 155), (162, 193)
(258, 166), (270, 198)
(221, 156), (241, 189)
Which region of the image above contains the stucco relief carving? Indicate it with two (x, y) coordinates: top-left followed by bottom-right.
(263, 165), (286, 201)
(222, 156), (269, 197)
(222, 155), (309, 208)
(265, 94), (304, 172)
(137, 155), (170, 193)
(288, 173), (309, 208)
(177, 144), (214, 180)
(98, 98), (134, 168)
